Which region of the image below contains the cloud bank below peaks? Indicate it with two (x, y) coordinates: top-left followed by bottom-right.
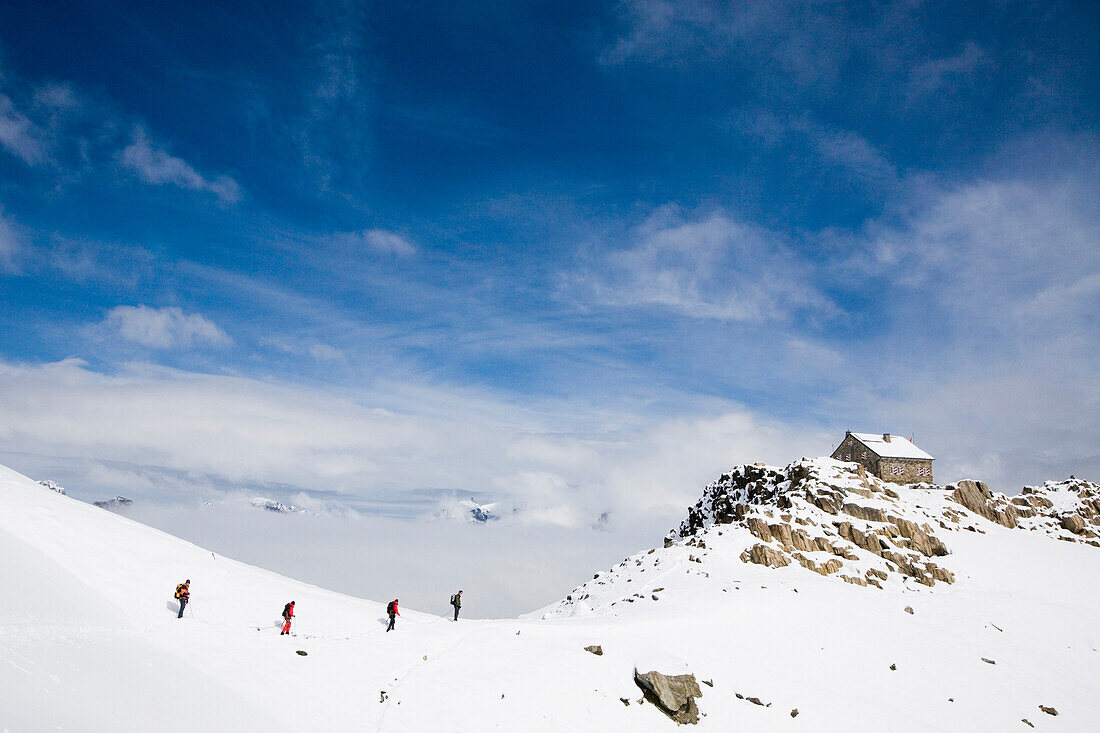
(0, 358), (829, 527)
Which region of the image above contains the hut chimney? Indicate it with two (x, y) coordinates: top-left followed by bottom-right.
(882, 433), (891, 442)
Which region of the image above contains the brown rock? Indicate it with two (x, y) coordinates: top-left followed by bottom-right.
(842, 503), (888, 523)
(741, 544), (791, 568)
(747, 517), (772, 541)
(949, 481), (1019, 529)
(584, 645), (603, 656)
(769, 523), (795, 548)
(634, 669), (703, 725)
(1061, 514), (1087, 534)
(1039, 705), (1058, 716)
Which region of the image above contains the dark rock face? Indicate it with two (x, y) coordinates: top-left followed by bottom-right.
(93, 496), (133, 511)
(634, 669), (702, 725)
(584, 645), (603, 656)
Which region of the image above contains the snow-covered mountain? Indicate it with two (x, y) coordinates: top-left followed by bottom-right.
(249, 496), (308, 514)
(2, 458), (1098, 731)
(92, 495), (133, 511)
(434, 497), (501, 523)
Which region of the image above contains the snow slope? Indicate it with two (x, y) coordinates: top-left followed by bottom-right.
(2, 460), (1099, 731)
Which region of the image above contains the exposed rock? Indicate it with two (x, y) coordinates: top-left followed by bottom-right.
(584, 645), (603, 656)
(38, 480), (67, 495)
(842, 503), (888, 523)
(93, 496), (133, 511)
(1021, 719), (1034, 728)
(790, 709), (799, 718)
(889, 663), (896, 670)
(904, 606), (914, 614)
(948, 480), (1018, 529)
(981, 658), (996, 665)
(740, 544), (791, 568)
(1039, 705), (1058, 716)
(1061, 514), (1087, 534)
(634, 669), (702, 725)
(296, 650), (307, 656)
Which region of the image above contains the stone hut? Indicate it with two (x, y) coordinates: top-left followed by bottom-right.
(831, 432), (934, 484)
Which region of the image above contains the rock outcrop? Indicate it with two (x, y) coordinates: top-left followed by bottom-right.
(681, 459), (960, 588)
(544, 459), (1098, 619)
(634, 669), (702, 725)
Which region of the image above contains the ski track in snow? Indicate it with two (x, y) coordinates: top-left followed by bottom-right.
(2, 459), (1099, 731)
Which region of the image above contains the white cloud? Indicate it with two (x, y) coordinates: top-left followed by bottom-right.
(828, 164), (1100, 489)
(0, 93), (44, 165)
(262, 335), (347, 363)
(118, 127), (242, 203)
(908, 42), (984, 97)
(104, 305), (232, 349)
(813, 128), (897, 185)
(329, 229), (417, 257)
(600, 0), (866, 86)
(737, 110), (898, 186)
(0, 211), (23, 274)
(858, 176), (1099, 325)
(572, 207), (834, 321)
(0, 359), (829, 525)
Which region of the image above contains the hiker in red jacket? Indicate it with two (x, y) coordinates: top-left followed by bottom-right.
(281, 601), (295, 635)
(386, 599), (399, 632)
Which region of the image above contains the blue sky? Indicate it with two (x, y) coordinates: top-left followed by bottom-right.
(1, 0), (1098, 520)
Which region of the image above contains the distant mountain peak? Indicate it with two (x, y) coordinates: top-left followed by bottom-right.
(250, 497), (307, 514)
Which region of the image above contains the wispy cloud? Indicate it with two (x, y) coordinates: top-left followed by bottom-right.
(262, 335), (347, 363)
(294, 2), (372, 192)
(599, 0), (880, 87)
(736, 109), (898, 186)
(103, 305), (232, 349)
(0, 209), (23, 274)
(569, 206), (834, 322)
(118, 127), (242, 203)
(328, 229), (418, 257)
(908, 42), (984, 98)
(0, 92), (44, 165)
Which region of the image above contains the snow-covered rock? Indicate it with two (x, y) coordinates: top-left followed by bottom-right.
(435, 498), (500, 523)
(38, 479), (66, 495)
(250, 497), (307, 514)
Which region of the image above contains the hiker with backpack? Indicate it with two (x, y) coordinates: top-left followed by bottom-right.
(174, 579), (190, 618)
(386, 599), (399, 631)
(281, 601), (295, 635)
(450, 590), (463, 621)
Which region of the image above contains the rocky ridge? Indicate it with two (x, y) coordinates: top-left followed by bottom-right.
(544, 458), (1099, 617)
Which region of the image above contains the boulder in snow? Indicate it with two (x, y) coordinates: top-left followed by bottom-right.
(634, 667), (702, 725)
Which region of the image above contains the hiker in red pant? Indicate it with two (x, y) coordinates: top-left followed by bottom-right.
(281, 601), (295, 635)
